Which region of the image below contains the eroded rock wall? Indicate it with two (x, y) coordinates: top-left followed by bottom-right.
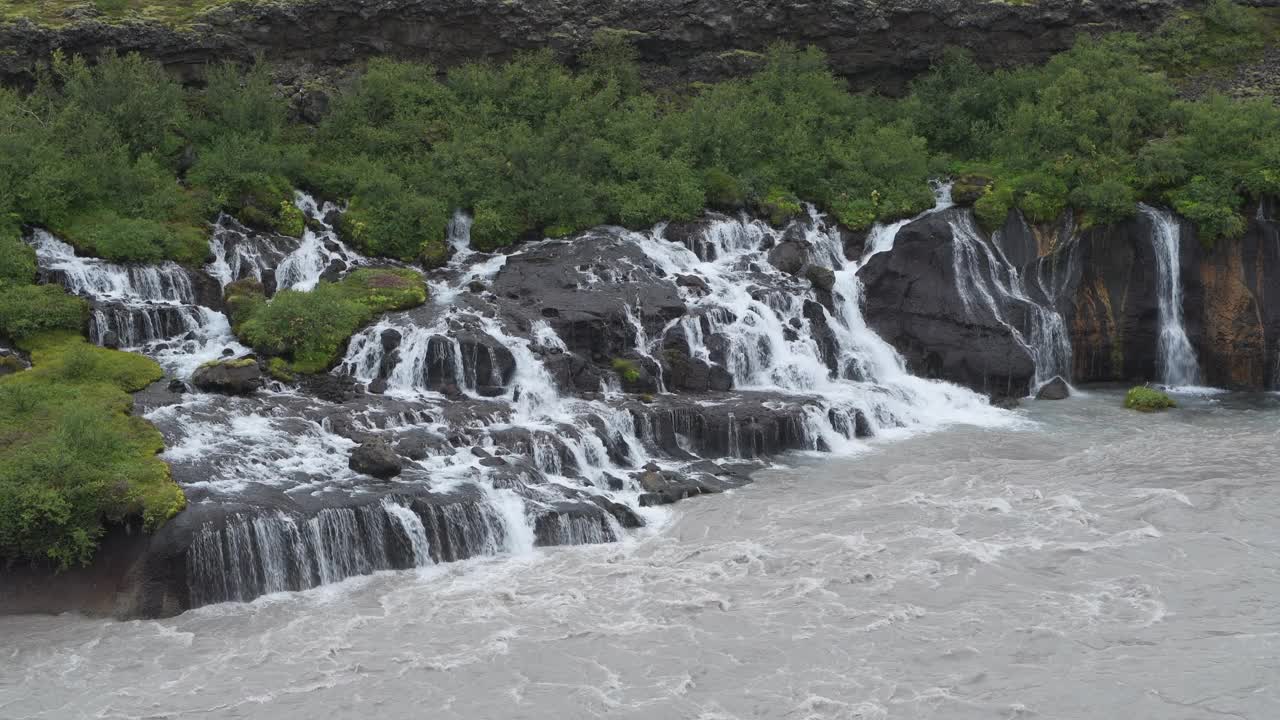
(0, 0), (1190, 91)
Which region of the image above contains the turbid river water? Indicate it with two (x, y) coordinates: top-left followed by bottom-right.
(2, 389), (1279, 719)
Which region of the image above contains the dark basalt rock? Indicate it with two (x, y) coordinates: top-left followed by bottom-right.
(490, 232), (685, 361)
(858, 208), (1037, 397)
(349, 440), (403, 479)
(0, 0), (1185, 100)
(1035, 376), (1070, 400)
(543, 352), (603, 393)
(802, 263), (836, 292)
(767, 240), (808, 276)
(191, 359), (263, 395)
(303, 372), (360, 403)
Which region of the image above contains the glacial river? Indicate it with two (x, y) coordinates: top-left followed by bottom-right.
(3, 389), (1279, 719)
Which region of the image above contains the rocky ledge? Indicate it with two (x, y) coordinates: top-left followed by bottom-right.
(1, 0), (1190, 92)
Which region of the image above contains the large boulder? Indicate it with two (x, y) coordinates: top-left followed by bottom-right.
(858, 208), (1038, 397)
(191, 358), (263, 395)
(767, 240), (808, 276)
(348, 439), (403, 479)
(489, 232), (685, 361)
(1035, 376), (1071, 400)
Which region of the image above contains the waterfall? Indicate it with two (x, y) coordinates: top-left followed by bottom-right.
(947, 212), (1074, 393)
(274, 192), (365, 291)
(28, 229), (249, 376)
(20, 184), (1028, 612)
(1139, 204), (1201, 387)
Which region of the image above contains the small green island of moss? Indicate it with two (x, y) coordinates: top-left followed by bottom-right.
(231, 268), (427, 374)
(1125, 386), (1177, 412)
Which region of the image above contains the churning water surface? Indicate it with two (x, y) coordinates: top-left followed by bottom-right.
(2, 390), (1279, 720)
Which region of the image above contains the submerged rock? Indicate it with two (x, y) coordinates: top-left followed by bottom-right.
(349, 440), (403, 478)
(1035, 376), (1071, 400)
(191, 358), (263, 395)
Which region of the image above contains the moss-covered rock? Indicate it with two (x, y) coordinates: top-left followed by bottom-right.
(1124, 385), (1177, 411)
(759, 188), (803, 228)
(235, 268), (427, 374)
(951, 174), (993, 206)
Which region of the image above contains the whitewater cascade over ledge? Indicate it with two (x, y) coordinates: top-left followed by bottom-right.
(25, 189), (1026, 612)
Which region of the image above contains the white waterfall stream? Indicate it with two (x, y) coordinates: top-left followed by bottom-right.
(948, 211), (1075, 393)
(1139, 204), (1202, 388)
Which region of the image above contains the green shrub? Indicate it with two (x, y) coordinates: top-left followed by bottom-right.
(0, 284), (86, 341)
(1124, 386), (1177, 412)
(236, 268), (426, 373)
(611, 358), (642, 384)
(0, 233), (36, 284)
(759, 188), (803, 227)
(62, 211), (207, 265)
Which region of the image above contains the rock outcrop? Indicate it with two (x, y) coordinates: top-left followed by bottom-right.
(858, 208), (1037, 398)
(191, 358), (263, 395)
(0, 0), (1189, 93)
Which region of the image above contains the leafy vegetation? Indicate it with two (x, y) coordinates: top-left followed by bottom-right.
(0, 332), (183, 568)
(905, 0), (1280, 242)
(234, 268), (427, 373)
(611, 358), (642, 384)
(4, 1), (1279, 263)
(1124, 386), (1177, 412)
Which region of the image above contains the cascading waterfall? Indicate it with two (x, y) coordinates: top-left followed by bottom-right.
(29, 184), (1021, 612)
(1139, 204), (1201, 387)
(27, 229), (248, 376)
(948, 211), (1075, 392)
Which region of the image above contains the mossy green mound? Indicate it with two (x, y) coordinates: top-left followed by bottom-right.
(1124, 386), (1177, 412)
(234, 268), (427, 374)
(0, 332), (183, 568)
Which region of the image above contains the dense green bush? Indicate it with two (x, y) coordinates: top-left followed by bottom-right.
(1124, 386), (1177, 412)
(906, 1), (1280, 241)
(0, 233), (36, 285)
(0, 284), (87, 340)
(1, 0), (1277, 257)
(0, 332), (181, 568)
(235, 268), (427, 373)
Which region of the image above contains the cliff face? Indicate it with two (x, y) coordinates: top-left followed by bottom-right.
(862, 199), (1280, 393)
(0, 0), (1189, 90)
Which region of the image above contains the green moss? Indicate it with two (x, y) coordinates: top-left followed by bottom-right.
(236, 268), (426, 374)
(760, 188), (803, 227)
(611, 358), (642, 384)
(1124, 386), (1177, 412)
(266, 357), (295, 382)
(275, 200), (305, 237)
(0, 234), (36, 285)
(0, 332), (182, 569)
(199, 356), (256, 370)
(0, 284), (87, 341)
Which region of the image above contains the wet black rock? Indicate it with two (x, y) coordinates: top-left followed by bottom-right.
(302, 373), (359, 403)
(490, 232), (685, 360)
(990, 395), (1022, 410)
(379, 328), (403, 353)
(100, 330), (121, 349)
(1035, 376), (1071, 400)
(191, 359), (263, 395)
(858, 208), (1037, 397)
(590, 496), (645, 528)
(802, 263), (836, 292)
(166, 379), (188, 394)
(349, 440), (403, 479)
(767, 240), (808, 276)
